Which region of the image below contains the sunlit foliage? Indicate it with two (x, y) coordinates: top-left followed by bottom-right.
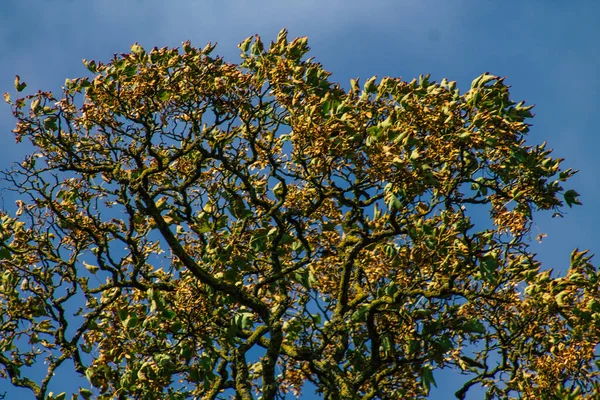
(1, 30), (599, 399)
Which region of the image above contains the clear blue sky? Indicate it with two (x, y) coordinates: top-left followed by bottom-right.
(1, 0), (599, 398)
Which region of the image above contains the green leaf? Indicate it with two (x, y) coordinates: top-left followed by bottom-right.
(123, 64), (137, 77)
(79, 388), (93, 400)
(363, 76), (377, 94)
(226, 321), (238, 341)
(321, 97), (340, 116)
(189, 368), (200, 383)
(239, 36), (253, 53)
(43, 117), (58, 131)
(131, 43), (145, 55)
(291, 240), (303, 251)
(311, 313), (322, 324)
(564, 189), (582, 207)
(559, 168), (575, 182)
(82, 59), (97, 73)
(54, 392), (66, 400)
(437, 337), (453, 352)
(158, 90), (170, 101)
(14, 75), (27, 92)
(272, 182), (284, 199)
(83, 261), (99, 274)
(293, 269), (311, 289)
(30, 98), (41, 112)
(380, 335), (391, 353)
(351, 305), (369, 322)
(236, 312), (254, 329)
(379, 115), (393, 129)
(422, 365), (437, 394)
(471, 73), (497, 88)
(125, 316), (139, 329)
(196, 223), (211, 234)
(384, 282), (398, 296)
(307, 269), (317, 288)
(117, 308), (128, 321)
(80, 343), (93, 354)
(480, 256), (497, 282)
(250, 39), (263, 56)
(154, 353), (171, 367)
(386, 194), (403, 211)
(250, 231), (268, 252)
(182, 41), (193, 53)
(0, 247), (11, 260)
(85, 368), (94, 384)
(179, 344), (192, 359)
(463, 319), (485, 334)
(367, 126), (381, 140)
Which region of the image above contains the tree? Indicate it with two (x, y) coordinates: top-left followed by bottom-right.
(1, 29), (599, 400)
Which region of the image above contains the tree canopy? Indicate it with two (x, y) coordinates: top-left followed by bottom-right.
(1, 30), (599, 399)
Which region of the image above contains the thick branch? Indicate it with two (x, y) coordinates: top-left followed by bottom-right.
(135, 186), (271, 321)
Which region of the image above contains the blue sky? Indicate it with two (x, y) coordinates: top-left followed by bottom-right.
(1, 0), (599, 398)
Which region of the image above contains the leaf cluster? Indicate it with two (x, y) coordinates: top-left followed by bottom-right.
(0, 30), (598, 399)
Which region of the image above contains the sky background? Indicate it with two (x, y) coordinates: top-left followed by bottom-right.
(1, 0), (599, 398)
